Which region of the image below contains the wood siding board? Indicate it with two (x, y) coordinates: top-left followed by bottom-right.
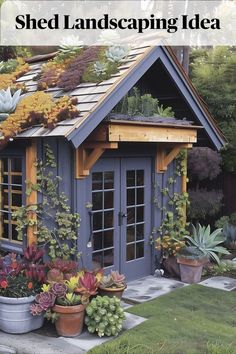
(26, 139), (37, 245)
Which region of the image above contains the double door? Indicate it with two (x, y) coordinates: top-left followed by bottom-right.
(87, 157), (152, 280)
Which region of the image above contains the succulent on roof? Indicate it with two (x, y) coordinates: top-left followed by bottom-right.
(0, 88), (22, 120)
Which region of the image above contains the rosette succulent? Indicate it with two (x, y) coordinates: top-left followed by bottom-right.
(105, 46), (128, 63)
(85, 295), (125, 337)
(100, 271), (126, 289)
(35, 291), (56, 311)
(51, 282), (67, 298)
(0, 87), (22, 120)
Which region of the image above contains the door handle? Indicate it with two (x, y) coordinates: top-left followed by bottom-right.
(118, 211), (127, 226)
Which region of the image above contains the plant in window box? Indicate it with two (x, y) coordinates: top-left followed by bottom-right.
(0, 243), (46, 333)
(98, 271), (127, 299)
(31, 272), (97, 337)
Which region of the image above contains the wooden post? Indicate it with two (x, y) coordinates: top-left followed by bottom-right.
(181, 150), (188, 226)
(26, 140), (37, 246)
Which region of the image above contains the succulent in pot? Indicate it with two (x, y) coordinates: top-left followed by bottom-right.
(30, 276), (86, 337)
(99, 271), (126, 299)
(0, 87), (22, 120)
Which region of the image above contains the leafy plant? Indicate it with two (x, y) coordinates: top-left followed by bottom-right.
(202, 261), (236, 277)
(222, 224), (236, 250)
(0, 244), (46, 297)
(0, 59), (19, 74)
(0, 87), (21, 117)
(187, 189), (223, 222)
(177, 245), (207, 260)
(13, 145), (81, 260)
(156, 235), (185, 258)
(0, 92), (79, 149)
(113, 87), (175, 118)
(85, 295), (125, 337)
(100, 271), (126, 289)
(188, 147), (222, 181)
(0, 57), (29, 90)
(184, 224), (230, 264)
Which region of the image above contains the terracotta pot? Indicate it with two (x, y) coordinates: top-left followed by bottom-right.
(177, 257), (207, 284)
(98, 285), (126, 299)
(52, 304), (86, 337)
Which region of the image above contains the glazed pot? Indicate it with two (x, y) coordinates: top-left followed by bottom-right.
(52, 303), (86, 337)
(177, 257), (207, 284)
(98, 285), (126, 299)
(0, 295), (44, 334)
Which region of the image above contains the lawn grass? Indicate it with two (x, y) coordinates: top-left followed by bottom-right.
(88, 285), (236, 354)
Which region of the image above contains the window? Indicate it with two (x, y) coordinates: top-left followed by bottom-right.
(0, 157), (23, 243)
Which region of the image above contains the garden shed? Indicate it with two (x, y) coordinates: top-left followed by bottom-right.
(0, 44), (225, 281)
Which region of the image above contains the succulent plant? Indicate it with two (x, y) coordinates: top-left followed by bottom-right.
(100, 271), (126, 289)
(105, 46), (128, 63)
(93, 61), (107, 77)
(77, 271), (99, 297)
(46, 268), (64, 284)
(57, 292), (81, 306)
(0, 87), (21, 120)
(0, 59), (19, 74)
(85, 295), (125, 337)
(50, 282), (67, 298)
(35, 291), (56, 311)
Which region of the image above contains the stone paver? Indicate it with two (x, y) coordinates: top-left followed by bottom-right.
(62, 312), (147, 351)
(199, 276), (236, 291)
(123, 275), (188, 303)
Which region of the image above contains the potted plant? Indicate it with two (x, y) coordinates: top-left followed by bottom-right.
(177, 246), (208, 283)
(177, 224), (230, 283)
(31, 270), (101, 337)
(85, 295), (125, 337)
(99, 271), (126, 299)
(0, 243), (46, 333)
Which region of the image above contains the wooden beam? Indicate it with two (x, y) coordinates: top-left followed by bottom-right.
(156, 144), (192, 173)
(108, 124), (197, 143)
(75, 142), (118, 179)
(26, 140), (37, 246)
(181, 151), (188, 226)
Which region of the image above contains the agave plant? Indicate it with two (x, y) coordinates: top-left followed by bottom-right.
(0, 87), (22, 120)
(184, 223), (230, 264)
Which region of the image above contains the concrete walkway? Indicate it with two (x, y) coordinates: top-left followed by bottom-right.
(0, 275), (235, 354)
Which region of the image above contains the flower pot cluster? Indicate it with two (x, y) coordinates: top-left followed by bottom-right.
(156, 223), (230, 284)
(0, 246), (127, 337)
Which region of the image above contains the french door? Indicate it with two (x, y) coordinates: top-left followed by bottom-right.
(87, 157), (152, 280)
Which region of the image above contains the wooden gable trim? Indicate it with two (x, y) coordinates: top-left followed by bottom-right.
(67, 46), (225, 151)
(75, 142), (118, 179)
(155, 144), (192, 173)
(26, 139), (37, 245)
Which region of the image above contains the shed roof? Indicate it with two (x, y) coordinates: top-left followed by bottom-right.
(15, 45), (225, 151)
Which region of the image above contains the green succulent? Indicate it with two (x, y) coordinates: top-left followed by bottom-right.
(0, 59), (19, 74)
(85, 295), (125, 337)
(184, 223), (230, 265)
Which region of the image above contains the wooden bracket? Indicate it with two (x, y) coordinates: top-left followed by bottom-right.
(156, 143), (192, 173)
(75, 142), (118, 179)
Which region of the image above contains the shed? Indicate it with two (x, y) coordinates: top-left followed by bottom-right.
(0, 45), (225, 280)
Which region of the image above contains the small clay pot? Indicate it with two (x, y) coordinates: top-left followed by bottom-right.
(52, 304), (86, 337)
(98, 285), (126, 299)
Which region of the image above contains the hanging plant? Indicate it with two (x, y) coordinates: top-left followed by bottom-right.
(0, 57), (29, 91)
(0, 92), (79, 149)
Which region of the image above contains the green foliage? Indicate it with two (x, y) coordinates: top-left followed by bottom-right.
(190, 47), (236, 172)
(202, 261), (236, 278)
(184, 224), (230, 264)
(13, 144), (80, 260)
(153, 150), (189, 254)
(88, 286), (236, 354)
(0, 59), (19, 74)
(85, 295), (125, 337)
(57, 292), (81, 306)
(188, 189), (223, 222)
(178, 245), (207, 260)
(113, 87), (175, 117)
